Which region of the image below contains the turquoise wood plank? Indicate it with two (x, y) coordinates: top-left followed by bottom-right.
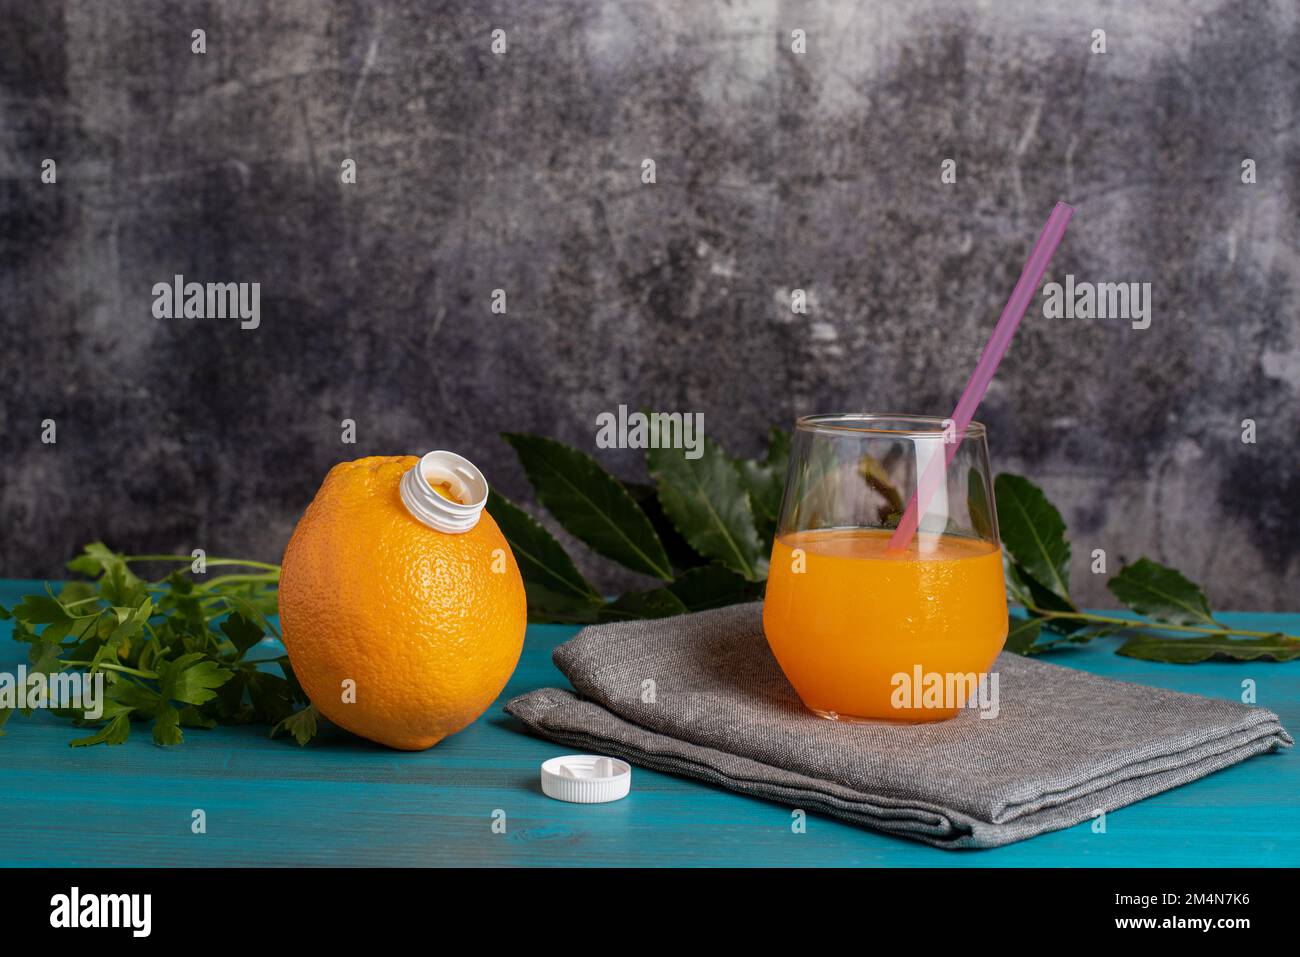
(0, 579), (1295, 866)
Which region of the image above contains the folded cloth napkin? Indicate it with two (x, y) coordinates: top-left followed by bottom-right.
(505, 602), (1292, 849)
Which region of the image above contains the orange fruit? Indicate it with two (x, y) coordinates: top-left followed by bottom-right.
(278, 455), (526, 750)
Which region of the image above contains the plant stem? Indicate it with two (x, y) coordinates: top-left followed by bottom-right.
(1018, 603), (1293, 640)
(57, 605), (106, 620)
(124, 555), (281, 572)
(194, 572), (280, 590)
(60, 660), (157, 679)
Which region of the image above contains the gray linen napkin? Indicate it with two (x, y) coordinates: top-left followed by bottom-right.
(505, 602), (1292, 849)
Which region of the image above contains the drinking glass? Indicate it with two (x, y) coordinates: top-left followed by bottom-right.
(762, 413), (1007, 722)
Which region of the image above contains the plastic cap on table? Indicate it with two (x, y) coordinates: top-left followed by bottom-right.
(540, 755), (632, 803)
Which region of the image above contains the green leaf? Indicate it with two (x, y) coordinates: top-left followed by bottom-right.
(223, 594), (280, 641)
(521, 586), (606, 624)
(92, 697), (139, 722)
(486, 490), (602, 604)
(1006, 563), (1085, 635)
(157, 654), (233, 706)
(967, 469), (993, 542)
(152, 705), (184, 746)
(994, 474), (1072, 601)
(8, 619), (37, 647)
(70, 713), (130, 747)
(667, 564), (763, 611)
(209, 670), (253, 724)
(57, 581), (98, 606)
(99, 562), (147, 607)
(8, 594), (71, 625)
(647, 433), (768, 582)
(598, 565), (764, 621)
(219, 613), (265, 659)
(1107, 558), (1218, 627)
(1064, 623), (1131, 646)
(157, 571), (206, 633)
(272, 704), (319, 746)
(1117, 632), (1300, 663)
(106, 597), (152, 645)
(1004, 616), (1043, 655)
(66, 541), (122, 578)
(623, 481), (709, 572)
(275, 655), (309, 705)
(27, 638), (65, 682)
(39, 618), (74, 646)
(110, 680), (162, 717)
(598, 589), (688, 621)
(244, 669), (295, 725)
(178, 705), (217, 729)
(736, 428), (791, 542)
(502, 433), (672, 580)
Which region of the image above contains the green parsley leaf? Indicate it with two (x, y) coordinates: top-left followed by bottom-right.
(219, 613), (265, 659)
(8, 594), (71, 625)
(272, 704), (319, 746)
(70, 713), (131, 748)
(158, 653), (233, 706)
(152, 705), (185, 746)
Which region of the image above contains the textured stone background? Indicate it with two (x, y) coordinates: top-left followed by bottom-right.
(1, 0), (1297, 609)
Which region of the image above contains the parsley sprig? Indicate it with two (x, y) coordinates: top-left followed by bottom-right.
(0, 543), (317, 747)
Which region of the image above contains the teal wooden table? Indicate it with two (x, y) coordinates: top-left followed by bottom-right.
(1, 579), (1295, 867)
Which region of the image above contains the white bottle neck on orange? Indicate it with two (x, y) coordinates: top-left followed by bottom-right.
(399, 450), (488, 533)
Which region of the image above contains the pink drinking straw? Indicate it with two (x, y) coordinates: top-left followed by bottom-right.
(887, 201), (1074, 552)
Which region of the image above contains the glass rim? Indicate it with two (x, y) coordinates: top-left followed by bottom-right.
(794, 412), (987, 438)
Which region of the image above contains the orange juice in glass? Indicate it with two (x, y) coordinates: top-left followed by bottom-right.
(763, 414), (1007, 722)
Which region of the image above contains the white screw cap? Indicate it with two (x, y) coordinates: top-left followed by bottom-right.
(400, 450), (488, 534)
(540, 755), (632, 804)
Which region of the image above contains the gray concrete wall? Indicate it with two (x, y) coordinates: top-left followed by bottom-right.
(1, 0), (1297, 609)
